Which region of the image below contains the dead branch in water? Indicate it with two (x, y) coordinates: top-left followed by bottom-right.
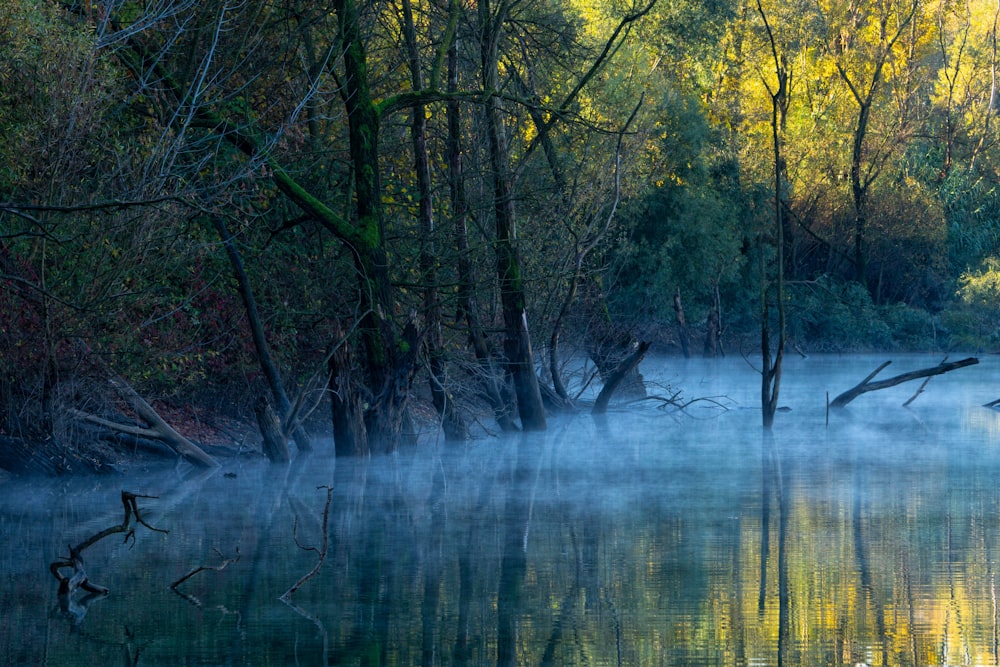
(281, 485), (333, 601)
(830, 357), (979, 408)
(171, 547), (241, 606)
(49, 491), (166, 596)
(629, 384), (732, 413)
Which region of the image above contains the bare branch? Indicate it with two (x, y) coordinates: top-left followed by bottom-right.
(281, 485), (333, 601)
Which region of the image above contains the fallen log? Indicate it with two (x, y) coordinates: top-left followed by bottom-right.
(830, 357), (979, 408)
(70, 375), (219, 468)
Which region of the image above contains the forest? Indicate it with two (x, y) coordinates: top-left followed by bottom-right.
(3, 0), (1000, 466)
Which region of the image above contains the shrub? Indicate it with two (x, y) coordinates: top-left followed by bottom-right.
(788, 277), (892, 350)
(878, 303), (940, 351)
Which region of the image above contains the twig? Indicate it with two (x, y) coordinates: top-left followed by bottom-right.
(902, 376), (933, 407)
(170, 547), (241, 589)
(170, 547), (241, 606)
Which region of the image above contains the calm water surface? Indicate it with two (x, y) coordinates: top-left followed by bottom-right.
(3, 354), (1000, 666)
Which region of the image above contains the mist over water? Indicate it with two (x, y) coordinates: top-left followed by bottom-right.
(3, 354), (1000, 665)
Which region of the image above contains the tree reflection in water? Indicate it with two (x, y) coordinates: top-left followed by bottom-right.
(8, 358), (1000, 665)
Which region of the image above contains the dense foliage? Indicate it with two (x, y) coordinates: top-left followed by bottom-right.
(3, 0), (1000, 449)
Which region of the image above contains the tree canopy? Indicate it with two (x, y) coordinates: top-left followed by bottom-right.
(3, 0), (1000, 456)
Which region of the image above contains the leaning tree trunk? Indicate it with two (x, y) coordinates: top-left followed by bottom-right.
(213, 216), (311, 453)
(253, 395), (290, 463)
(592, 341), (650, 414)
(830, 357), (979, 408)
(71, 375), (219, 468)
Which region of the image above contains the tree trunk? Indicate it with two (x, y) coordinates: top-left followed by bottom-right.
(401, 0), (468, 442)
(674, 288), (691, 358)
(327, 329), (367, 457)
(334, 0), (416, 450)
(704, 309), (718, 358)
(704, 282), (721, 358)
(757, 1), (788, 430)
(850, 101), (871, 288)
(447, 41), (518, 432)
(548, 251), (587, 404)
(480, 0), (546, 431)
(253, 395), (290, 463)
(592, 341), (650, 414)
(213, 217), (311, 452)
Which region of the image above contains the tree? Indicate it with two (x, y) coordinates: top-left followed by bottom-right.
(755, 0), (789, 429)
(444, 19), (519, 432)
(399, 0), (468, 441)
(817, 0), (921, 289)
(478, 0), (548, 430)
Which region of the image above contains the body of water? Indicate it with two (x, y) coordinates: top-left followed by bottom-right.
(3, 353), (1000, 665)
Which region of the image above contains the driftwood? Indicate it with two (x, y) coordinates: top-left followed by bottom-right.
(71, 376), (218, 468)
(830, 357), (979, 408)
(592, 341), (651, 414)
(50, 491), (167, 598)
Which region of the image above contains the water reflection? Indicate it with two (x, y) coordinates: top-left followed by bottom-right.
(3, 355), (1000, 664)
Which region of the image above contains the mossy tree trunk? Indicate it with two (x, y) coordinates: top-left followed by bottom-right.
(333, 0), (418, 451)
(119, 16), (413, 455)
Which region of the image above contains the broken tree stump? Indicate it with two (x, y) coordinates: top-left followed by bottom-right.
(254, 395), (290, 463)
(830, 357), (979, 408)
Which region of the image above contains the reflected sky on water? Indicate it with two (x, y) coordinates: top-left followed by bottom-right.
(3, 354), (1000, 665)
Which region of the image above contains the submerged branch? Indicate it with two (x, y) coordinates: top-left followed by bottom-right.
(171, 547), (241, 606)
(281, 485), (333, 601)
(49, 491), (166, 596)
